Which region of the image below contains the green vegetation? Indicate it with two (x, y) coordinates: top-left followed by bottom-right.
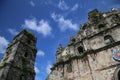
(68, 42), (74, 46)
(68, 41), (79, 46)
(89, 10), (98, 17)
(57, 53), (84, 63)
(25, 30), (37, 42)
(26, 30), (34, 37)
(79, 23), (89, 30)
(83, 23), (89, 27)
(51, 52), (87, 70)
(88, 9), (103, 24)
(58, 57), (64, 62)
(78, 52), (84, 58)
(0, 62), (35, 73)
(65, 54), (74, 59)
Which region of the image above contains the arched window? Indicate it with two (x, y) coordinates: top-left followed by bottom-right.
(104, 35), (114, 44)
(21, 52), (28, 65)
(77, 46), (84, 54)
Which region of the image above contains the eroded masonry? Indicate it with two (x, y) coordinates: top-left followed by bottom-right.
(47, 9), (120, 80)
(0, 30), (37, 80)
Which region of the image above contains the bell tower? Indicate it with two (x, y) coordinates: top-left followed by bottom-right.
(0, 30), (37, 80)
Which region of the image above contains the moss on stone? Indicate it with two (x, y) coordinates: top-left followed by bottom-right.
(65, 54), (74, 59)
(58, 57), (64, 63)
(25, 30), (37, 42)
(88, 9), (103, 24)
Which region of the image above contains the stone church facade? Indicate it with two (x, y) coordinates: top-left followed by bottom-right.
(47, 9), (120, 80)
(0, 30), (37, 80)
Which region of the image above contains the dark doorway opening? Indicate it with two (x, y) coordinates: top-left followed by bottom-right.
(78, 46), (84, 54)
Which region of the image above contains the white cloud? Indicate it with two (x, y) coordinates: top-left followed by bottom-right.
(51, 13), (79, 31)
(58, 0), (69, 10)
(71, 4), (79, 11)
(0, 36), (9, 54)
(35, 66), (40, 73)
(35, 77), (41, 80)
(37, 50), (45, 56)
(8, 29), (19, 36)
(46, 64), (52, 74)
(23, 18), (52, 36)
(30, 1), (35, 7)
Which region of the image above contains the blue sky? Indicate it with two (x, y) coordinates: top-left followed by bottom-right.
(0, 0), (120, 80)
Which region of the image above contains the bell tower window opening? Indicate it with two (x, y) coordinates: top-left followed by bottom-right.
(104, 35), (114, 44)
(24, 52), (28, 57)
(27, 40), (31, 44)
(20, 75), (25, 80)
(77, 46), (84, 54)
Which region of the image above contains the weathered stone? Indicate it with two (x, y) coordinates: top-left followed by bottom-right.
(47, 9), (120, 80)
(0, 30), (37, 80)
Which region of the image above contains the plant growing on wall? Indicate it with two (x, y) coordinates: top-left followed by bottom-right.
(58, 57), (64, 62)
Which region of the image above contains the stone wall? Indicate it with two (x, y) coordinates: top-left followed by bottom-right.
(47, 9), (120, 80)
(48, 44), (120, 80)
(0, 30), (37, 80)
